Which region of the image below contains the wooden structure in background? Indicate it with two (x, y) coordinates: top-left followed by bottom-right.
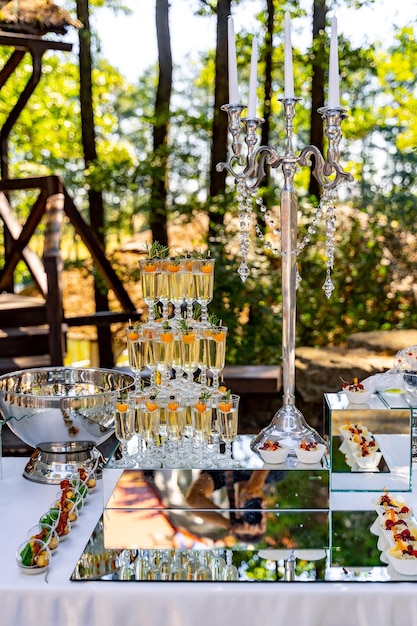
(0, 32), (140, 373)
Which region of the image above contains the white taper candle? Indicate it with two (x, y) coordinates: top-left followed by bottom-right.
(284, 12), (295, 99)
(328, 16), (340, 108)
(227, 16), (239, 104)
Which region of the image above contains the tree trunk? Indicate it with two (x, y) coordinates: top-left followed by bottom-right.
(76, 0), (113, 367)
(208, 0), (231, 243)
(260, 0), (274, 188)
(308, 0), (327, 202)
(149, 0), (172, 248)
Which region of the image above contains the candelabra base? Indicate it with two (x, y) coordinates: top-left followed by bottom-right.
(250, 403), (326, 456)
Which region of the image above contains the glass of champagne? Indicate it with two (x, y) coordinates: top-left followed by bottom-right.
(191, 390), (213, 468)
(165, 392), (187, 467)
(159, 261), (171, 322)
(218, 393), (240, 468)
(139, 258), (161, 326)
(113, 397), (136, 468)
(125, 324), (146, 390)
(194, 258), (215, 327)
(141, 390), (162, 468)
(155, 322), (175, 386)
(143, 326), (161, 386)
(206, 325), (227, 391)
(184, 256), (197, 322)
(167, 258), (186, 321)
(131, 391), (144, 464)
(178, 321), (200, 386)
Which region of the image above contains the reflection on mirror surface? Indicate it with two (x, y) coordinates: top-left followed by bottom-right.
(102, 468), (329, 550)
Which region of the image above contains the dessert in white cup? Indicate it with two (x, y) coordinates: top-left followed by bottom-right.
(375, 494), (412, 519)
(294, 440), (326, 464)
(341, 378), (372, 404)
(353, 448), (382, 469)
(258, 439), (290, 464)
(339, 422), (370, 440)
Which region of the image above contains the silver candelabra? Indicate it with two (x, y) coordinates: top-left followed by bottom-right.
(217, 98), (353, 453)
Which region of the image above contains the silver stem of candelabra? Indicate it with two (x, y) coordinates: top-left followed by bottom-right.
(252, 100), (324, 451)
(218, 97), (353, 454)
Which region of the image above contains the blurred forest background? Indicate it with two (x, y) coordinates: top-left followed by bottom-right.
(0, 0), (416, 366)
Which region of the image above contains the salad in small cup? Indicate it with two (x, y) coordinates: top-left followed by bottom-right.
(16, 538), (51, 574)
(26, 523), (59, 552)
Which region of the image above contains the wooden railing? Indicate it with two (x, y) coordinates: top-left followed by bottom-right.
(0, 175), (140, 367)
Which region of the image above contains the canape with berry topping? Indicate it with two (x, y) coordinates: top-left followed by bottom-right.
(258, 439), (290, 465)
(341, 377), (372, 404)
(294, 439), (326, 464)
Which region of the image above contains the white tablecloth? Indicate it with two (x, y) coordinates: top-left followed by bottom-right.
(2, 457), (417, 626)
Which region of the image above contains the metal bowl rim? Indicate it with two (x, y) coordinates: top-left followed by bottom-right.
(0, 366), (134, 400)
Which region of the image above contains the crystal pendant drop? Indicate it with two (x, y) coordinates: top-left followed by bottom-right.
(323, 273), (335, 298)
(296, 266), (302, 289)
(238, 261), (250, 283)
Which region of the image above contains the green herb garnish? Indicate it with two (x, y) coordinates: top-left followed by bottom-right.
(20, 542), (34, 566)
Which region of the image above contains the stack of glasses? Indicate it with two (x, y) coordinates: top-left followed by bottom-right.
(113, 253), (240, 470)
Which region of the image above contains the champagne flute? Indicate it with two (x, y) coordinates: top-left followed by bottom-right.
(143, 326), (161, 387)
(218, 393), (240, 468)
(194, 258), (215, 327)
(159, 261), (171, 322)
(125, 324), (146, 390)
(165, 392), (186, 467)
(155, 322), (175, 386)
(178, 320), (200, 386)
(167, 257), (186, 321)
(206, 325), (228, 391)
(191, 390), (213, 468)
(184, 255), (198, 322)
(113, 397), (136, 468)
(131, 391), (144, 463)
(141, 390), (161, 468)
(139, 258), (161, 326)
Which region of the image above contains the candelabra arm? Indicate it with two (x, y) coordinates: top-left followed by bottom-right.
(217, 105), (281, 189)
(299, 106), (353, 190)
(220, 104), (246, 165)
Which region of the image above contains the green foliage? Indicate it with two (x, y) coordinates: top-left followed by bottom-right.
(1, 1), (417, 366)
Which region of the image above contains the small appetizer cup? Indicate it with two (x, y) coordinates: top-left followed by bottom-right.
(56, 486), (84, 511)
(26, 523), (59, 552)
(353, 450), (382, 470)
(343, 388), (373, 404)
(258, 442), (290, 465)
(51, 497), (79, 524)
(39, 507), (60, 529)
(387, 549), (417, 576)
(294, 442), (326, 464)
(68, 473), (90, 500)
(41, 507), (71, 539)
(16, 538), (51, 574)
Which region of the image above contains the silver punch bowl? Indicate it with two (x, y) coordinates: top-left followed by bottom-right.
(0, 367), (134, 483)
